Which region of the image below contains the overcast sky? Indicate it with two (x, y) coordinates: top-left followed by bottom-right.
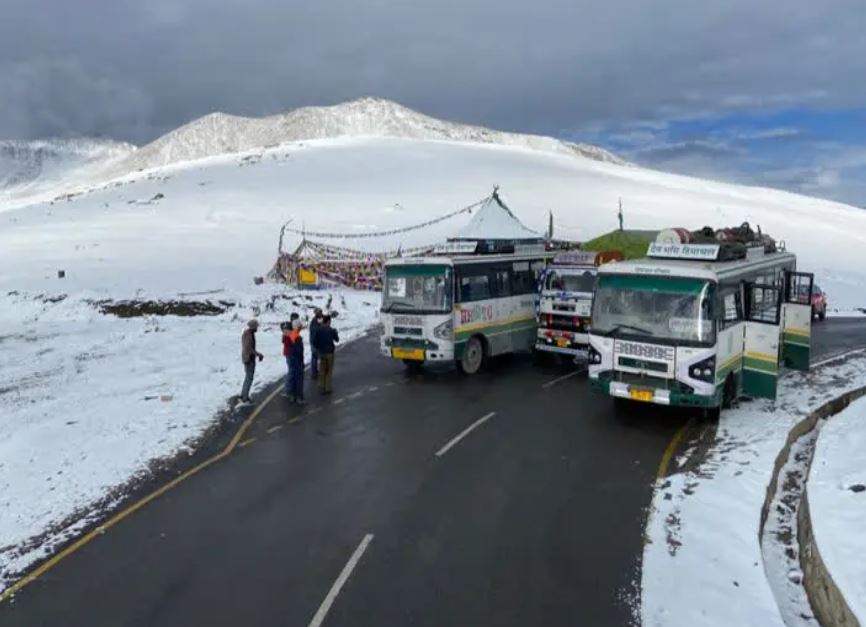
(3, 0), (866, 205)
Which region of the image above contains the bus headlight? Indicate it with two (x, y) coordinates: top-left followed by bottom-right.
(433, 319), (453, 339)
(588, 347), (603, 364)
(690, 357), (715, 383)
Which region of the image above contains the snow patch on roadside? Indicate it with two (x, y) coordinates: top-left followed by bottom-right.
(809, 395), (866, 623)
(761, 429), (819, 626)
(642, 352), (866, 627)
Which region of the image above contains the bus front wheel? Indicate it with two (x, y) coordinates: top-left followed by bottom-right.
(459, 336), (485, 375)
(403, 360), (423, 374)
(703, 406), (721, 421)
(721, 375), (736, 410)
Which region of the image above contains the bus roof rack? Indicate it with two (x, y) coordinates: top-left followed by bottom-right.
(649, 223), (779, 262)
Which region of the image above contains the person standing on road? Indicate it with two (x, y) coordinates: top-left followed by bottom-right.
(240, 319), (263, 403)
(282, 319), (306, 403)
(313, 315), (339, 394)
(309, 308), (323, 381)
(281, 321), (292, 396)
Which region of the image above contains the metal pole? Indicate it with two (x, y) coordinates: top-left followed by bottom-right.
(278, 218), (294, 255)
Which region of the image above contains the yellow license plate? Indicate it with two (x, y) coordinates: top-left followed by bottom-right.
(629, 388), (654, 402)
(556, 338), (569, 348)
(392, 348), (424, 361)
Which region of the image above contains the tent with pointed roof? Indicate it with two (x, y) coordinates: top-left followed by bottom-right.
(449, 188), (542, 243)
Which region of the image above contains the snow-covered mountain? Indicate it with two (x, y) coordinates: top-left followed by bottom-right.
(113, 98), (624, 174)
(0, 138), (133, 188)
(0, 138), (134, 203)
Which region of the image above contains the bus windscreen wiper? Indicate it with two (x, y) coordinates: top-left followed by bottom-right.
(384, 300), (417, 312)
(610, 323), (652, 336)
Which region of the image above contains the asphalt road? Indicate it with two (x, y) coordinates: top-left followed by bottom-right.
(2, 318), (863, 627)
(811, 316), (866, 361)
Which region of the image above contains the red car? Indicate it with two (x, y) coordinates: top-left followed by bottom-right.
(811, 284), (827, 321)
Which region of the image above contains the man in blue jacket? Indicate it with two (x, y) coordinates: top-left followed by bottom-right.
(309, 308), (323, 380)
(313, 315), (339, 394)
(282, 319), (306, 404)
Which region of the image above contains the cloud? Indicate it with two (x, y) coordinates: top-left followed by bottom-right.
(0, 59), (154, 140)
(634, 140), (741, 161)
(730, 127), (801, 141)
(1, 0), (865, 145)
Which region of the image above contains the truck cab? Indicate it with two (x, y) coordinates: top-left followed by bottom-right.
(536, 250), (623, 359)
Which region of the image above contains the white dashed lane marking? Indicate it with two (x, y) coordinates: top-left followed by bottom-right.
(435, 412), (497, 458)
(541, 370), (581, 389)
(307, 534), (374, 627)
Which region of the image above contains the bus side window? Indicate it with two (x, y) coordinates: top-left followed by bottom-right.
(746, 283), (780, 324)
(721, 289), (742, 328)
(494, 267), (511, 297)
(511, 269), (536, 294)
(458, 274), (491, 302)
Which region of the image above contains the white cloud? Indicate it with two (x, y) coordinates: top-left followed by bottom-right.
(733, 127), (801, 141)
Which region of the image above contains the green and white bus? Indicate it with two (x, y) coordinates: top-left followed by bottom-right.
(380, 243), (550, 374)
(587, 236), (813, 416)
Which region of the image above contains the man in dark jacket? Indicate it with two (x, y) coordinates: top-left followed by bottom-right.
(282, 319), (306, 403)
(240, 319), (263, 403)
(313, 315), (339, 394)
(309, 308), (323, 380)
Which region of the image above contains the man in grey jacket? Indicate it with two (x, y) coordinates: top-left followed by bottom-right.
(240, 319), (264, 403)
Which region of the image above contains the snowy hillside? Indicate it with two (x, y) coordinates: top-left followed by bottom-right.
(111, 97), (624, 174)
(0, 138), (133, 204)
(2, 136), (864, 308)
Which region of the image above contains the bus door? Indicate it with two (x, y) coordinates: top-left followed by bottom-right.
(742, 282), (782, 400)
(782, 271), (813, 371)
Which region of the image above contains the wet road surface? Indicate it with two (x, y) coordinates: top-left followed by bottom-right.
(2, 318), (863, 627)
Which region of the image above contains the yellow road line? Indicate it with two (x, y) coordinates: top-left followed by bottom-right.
(266, 424), (284, 434)
(0, 383), (283, 604)
(287, 416), (302, 424)
(656, 419), (693, 481)
(238, 437), (257, 448)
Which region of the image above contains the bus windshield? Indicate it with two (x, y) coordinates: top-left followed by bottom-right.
(592, 275), (716, 344)
(383, 265), (452, 313)
(543, 268), (596, 293)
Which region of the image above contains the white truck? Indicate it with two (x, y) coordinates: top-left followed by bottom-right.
(536, 250), (623, 359)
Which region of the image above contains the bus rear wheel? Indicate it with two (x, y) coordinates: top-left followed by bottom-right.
(458, 336), (485, 375)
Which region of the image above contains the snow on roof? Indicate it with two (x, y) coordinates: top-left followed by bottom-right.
(450, 191), (541, 241)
